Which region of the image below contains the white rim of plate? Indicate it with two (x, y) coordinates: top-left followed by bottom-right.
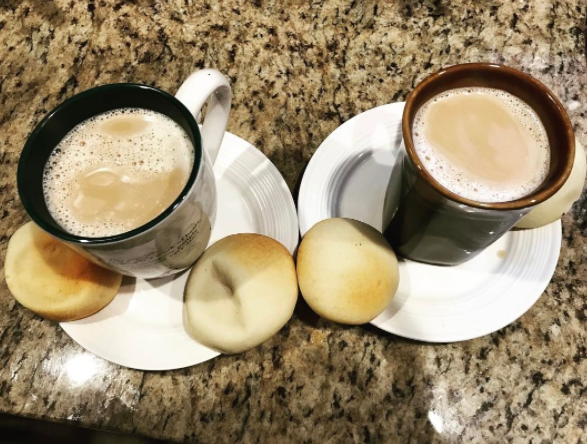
(298, 102), (561, 343)
(60, 131), (299, 370)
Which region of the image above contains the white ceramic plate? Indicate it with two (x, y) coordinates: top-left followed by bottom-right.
(298, 102), (561, 343)
(61, 132), (299, 370)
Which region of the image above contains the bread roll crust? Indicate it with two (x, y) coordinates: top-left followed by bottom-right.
(297, 218), (399, 325)
(516, 139), (586, 229)
(5, 222), (122, 321)
(184, 234), (298, 354)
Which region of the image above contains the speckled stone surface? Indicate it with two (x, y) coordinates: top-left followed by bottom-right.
(1, 1), (586, 443)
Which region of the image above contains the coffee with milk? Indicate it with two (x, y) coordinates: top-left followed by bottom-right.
(412, 87), (550, 203)
(43, 108), (194, 238)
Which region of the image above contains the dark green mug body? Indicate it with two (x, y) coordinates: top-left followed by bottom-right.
(18, 83), (216, 278)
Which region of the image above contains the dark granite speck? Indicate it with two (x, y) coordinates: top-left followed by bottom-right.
(1, 0), (587, 443)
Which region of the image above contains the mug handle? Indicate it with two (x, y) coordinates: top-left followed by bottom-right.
(175, 69), (232, 165)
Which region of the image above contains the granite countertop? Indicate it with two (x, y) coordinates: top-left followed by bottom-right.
(1, 1), (586, 442)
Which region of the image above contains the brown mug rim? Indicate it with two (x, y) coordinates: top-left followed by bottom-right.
(402, 63), (575, 211)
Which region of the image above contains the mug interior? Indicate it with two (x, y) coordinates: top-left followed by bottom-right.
(402, 63), (575, 210)
(17, 83), (203, 244)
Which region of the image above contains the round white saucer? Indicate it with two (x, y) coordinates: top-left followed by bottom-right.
(61, 132), (299, 370)
(298, 102), (561, 343)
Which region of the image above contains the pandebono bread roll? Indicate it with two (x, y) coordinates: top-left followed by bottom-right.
(297, 218), (399, 325)
(516, 138), (587, 229)
(5, 222), (122, 321)
(184, 234), (298, 354)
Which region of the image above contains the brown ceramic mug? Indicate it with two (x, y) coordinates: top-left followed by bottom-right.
(385, 63), (575, 266)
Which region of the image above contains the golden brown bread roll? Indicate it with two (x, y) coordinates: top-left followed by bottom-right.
(5, 222), (122, 321)
(184, 234), (298, 354)
(297, 218), (399, 325)
(516, 138), (586, 229)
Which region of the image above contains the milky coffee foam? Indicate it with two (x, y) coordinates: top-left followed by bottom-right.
(43, 108), (194, 237)
(413, 87), (550, 203)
